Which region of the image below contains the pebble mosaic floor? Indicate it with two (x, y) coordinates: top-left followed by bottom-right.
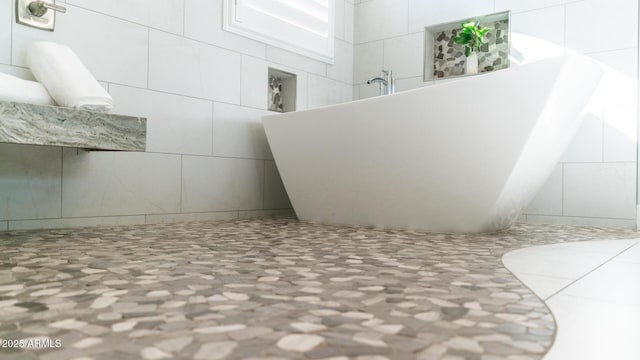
(0, 218), (637, 360)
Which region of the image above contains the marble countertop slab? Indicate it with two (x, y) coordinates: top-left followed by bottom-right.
(0, 101), (146, 151)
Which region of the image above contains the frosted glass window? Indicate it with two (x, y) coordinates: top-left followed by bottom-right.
(223, 0), (335, 63)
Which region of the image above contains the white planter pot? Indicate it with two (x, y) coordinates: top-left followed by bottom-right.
(466, 52), (479, 74)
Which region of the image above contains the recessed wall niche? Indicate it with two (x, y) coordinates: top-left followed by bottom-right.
(424, 11), (510, 80)
(268, 68), (297, 113)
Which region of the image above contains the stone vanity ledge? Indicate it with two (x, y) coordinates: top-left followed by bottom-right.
(0, 100), (146, 151)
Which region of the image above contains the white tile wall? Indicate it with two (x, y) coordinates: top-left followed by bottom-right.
(12, 5), (149, 87)
(109, 85), (214, 156)
(565, 0), (639, 54)
(241, 56), (269, 110)
(65, 0), (185, 35)
(383, 32), (424, 79)
(561, 113), (604, 163)
(526, 215), (637, 230)
(590, 48), (639, 80)
(2, 0), (353, 230)
(354, 41), (383, 84)
(344, 1), (355, 44)
(526, 164), (563, 216)
(603, 105), (638, 162)
(264, 161), (292, 209)
(335, 0), (347, 41)
(0, 144), (61, 221)
(307, 74), (353, 109)
(408, 0), (494, 33)
(395, 77), (432, 92)
(0, 0), (11, 64)
(327, 39), (355, 84)
(355, 0), (409, 43)
(181, 156), (264, 213)
(511, 6), (565, 60)
(62, 150), (182, 217)
(357, 82), (383, 99)
(494, 0), (573, 14)
(9, 216), (146, 231)
(212, 103), (272, 159)
(266, 46), (327, 76)
(145, 211), (238, 224)
(184, 0), (266, 58)
(563, 163), (636, 219)
(148, 30), (241, 103)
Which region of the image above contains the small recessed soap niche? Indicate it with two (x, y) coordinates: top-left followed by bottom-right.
(268, 68), (297, 113)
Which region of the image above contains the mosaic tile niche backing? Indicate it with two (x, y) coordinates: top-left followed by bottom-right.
(433, 20), (509, 78)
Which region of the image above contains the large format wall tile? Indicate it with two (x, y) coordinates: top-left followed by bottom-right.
(65, 0), (184, 34)
(266, 46), (327, 76)
(0, 0), (11, 65)
(561, 113), (604, 163)
(264, 161), (292, 209)
(148, 30), (241, 103)
(182, 156), (264, 212)
(408, 0), (493, 33)
(383, 32), (424, 79)
(184, 0), (266, 58)
(307, 74), (352, 109)
(566, 0), (638, 54)
(0, 144), (61, 221)
(603, 105), (637, 162)
(212, 103), (272, 160)
(525, 164), (563, 216)
(510, 6), (565, 61)
(563, 163), (636, 220)
(62, 150), (181, 217)
(12, 5), (148, 87)
(109, 85), (213, 156)
(495, 0), (573, 14)
(9, 215), (146, 231)
(355, 0), (408, 43)
(353, 41), (383, 84)
(326, 39), (354, 84)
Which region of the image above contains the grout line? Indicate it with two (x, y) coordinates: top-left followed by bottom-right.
(146, 27), (150, 89)
(544, 241), (640, 302)
(563, 4), (567, 54)
(59, 147), (64, 217)
(182, 0), (186, 36)
(561, 163), (565, 216)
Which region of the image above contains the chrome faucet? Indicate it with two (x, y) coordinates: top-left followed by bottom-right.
(366, 69), (395, 96)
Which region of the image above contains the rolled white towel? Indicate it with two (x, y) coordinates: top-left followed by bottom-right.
(0, 72), (56, 106)
(27, 41), (113, 112)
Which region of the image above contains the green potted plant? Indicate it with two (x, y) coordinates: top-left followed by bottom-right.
(452, 20), (489, 75)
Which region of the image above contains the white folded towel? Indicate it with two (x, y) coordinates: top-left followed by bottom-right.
(27, 41), (114, 112)
(0, 72), (56, 106)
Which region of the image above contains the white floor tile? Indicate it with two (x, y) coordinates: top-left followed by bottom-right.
(544, 294), (640, 360)
(615, 243), (640, 264)
(561, 261), (640, 306)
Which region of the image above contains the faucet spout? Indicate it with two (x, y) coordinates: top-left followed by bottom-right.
(366, 70), (394, 96)
(366, 77), (387, 85)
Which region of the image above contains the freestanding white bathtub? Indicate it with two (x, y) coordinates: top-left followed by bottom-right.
(263, 55), (604, 233)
